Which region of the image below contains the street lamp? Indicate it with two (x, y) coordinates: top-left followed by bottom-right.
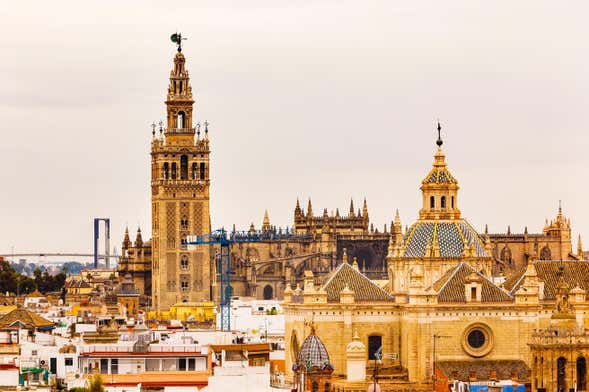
(368, 347), (383, 392)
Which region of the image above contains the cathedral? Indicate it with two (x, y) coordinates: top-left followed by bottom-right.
(117, 44), (585, 318)
(283, 136), (589, 391)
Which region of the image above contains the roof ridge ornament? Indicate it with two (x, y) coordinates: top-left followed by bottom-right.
(436, 120), (443, 147)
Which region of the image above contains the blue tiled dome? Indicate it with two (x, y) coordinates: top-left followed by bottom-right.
(401, 220), (488, 258)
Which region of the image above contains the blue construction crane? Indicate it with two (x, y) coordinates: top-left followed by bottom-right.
(186, 228), (312, 331)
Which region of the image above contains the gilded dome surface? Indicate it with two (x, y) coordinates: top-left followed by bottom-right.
(400, 220), (488, 258)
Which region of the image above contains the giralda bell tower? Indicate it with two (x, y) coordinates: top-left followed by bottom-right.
(151, 35), (211, 311)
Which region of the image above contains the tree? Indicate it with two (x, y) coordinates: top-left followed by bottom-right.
(87, 374), (104, 392)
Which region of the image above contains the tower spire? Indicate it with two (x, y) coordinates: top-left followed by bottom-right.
(123, 226), (131, 250)
(262, 210), (271, 232)
(362, 198), (368, 219)
(135, 227), (143, 248)
(436, 120), (443, 147)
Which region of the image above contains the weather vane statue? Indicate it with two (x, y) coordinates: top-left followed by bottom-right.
(170, 32), (187, 52)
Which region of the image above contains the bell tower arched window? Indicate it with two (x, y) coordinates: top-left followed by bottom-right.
(180, 255), (189, 271)
(180, 155), (188, 180)
(177, 111), (185, 129)
(451, 196), (454, 208)
(163, 162), (169, 180)
(171, 163), (177, 179)
(430, 196), (435, 209)
(192, 163), (198, 180)
(200, 162), (206, 180)
(441, 196), (446, 209)
(180, 216), (189, 230)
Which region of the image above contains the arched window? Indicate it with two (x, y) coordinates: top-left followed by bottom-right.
(324, 383), (330, 392)
(180, 155), (188, 180)
(500, 246), (512, 266)
(180, 216), (189, 230)
(171, 163), (177, 179)
(180, 255), (189, 271)
(441, 196), (446, 209)
(540, 245), (551, 260)
(192, 162), (198, 180)
(163, 162), (169, 180)
(430, 196), (435, 209)
(451, 196), (455, 208)
(177, 111), (185, 129)
(263, 285), (273, 300)
(200, 162), (206, 180)
(368, 335), (382, 360)
(312, 382), (319, 392)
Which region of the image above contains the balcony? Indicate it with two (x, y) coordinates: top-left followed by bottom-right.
(167, 127), (195, 134)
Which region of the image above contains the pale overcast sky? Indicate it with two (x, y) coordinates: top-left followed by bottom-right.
(1, 1), (588, 256)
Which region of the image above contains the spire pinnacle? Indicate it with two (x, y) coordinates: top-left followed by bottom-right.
(262, 210), (271, 231)
(123, 226), (131, 249)
(135, 227), (143, 247)
(349, 198), (355, 217)
(436, 120), (443, 147)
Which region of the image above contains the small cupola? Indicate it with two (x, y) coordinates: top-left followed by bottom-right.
(419, 122), (461, 220)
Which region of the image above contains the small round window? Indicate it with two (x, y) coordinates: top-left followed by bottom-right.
(467, 329), (485, 348)
(462, 323), (493, 357)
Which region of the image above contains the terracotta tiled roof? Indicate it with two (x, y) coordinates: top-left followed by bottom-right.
(105, 371), (208, 387)
(26, 290), (45, 298)
(501, 266), (527, 293)
(322, 262), (394, 303)
(432, 263), (512, 303)
(436, 360), (530, 382)
(502, 261), (589, 299)
(531, 261), (589, 299)
(0, 308), (54, 329)
(65, 280), (92, 289)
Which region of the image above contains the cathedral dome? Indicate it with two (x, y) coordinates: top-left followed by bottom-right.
(294, 328), (333, 372)
(399, 220), (488, 258)
(395, 126), (489, 259)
